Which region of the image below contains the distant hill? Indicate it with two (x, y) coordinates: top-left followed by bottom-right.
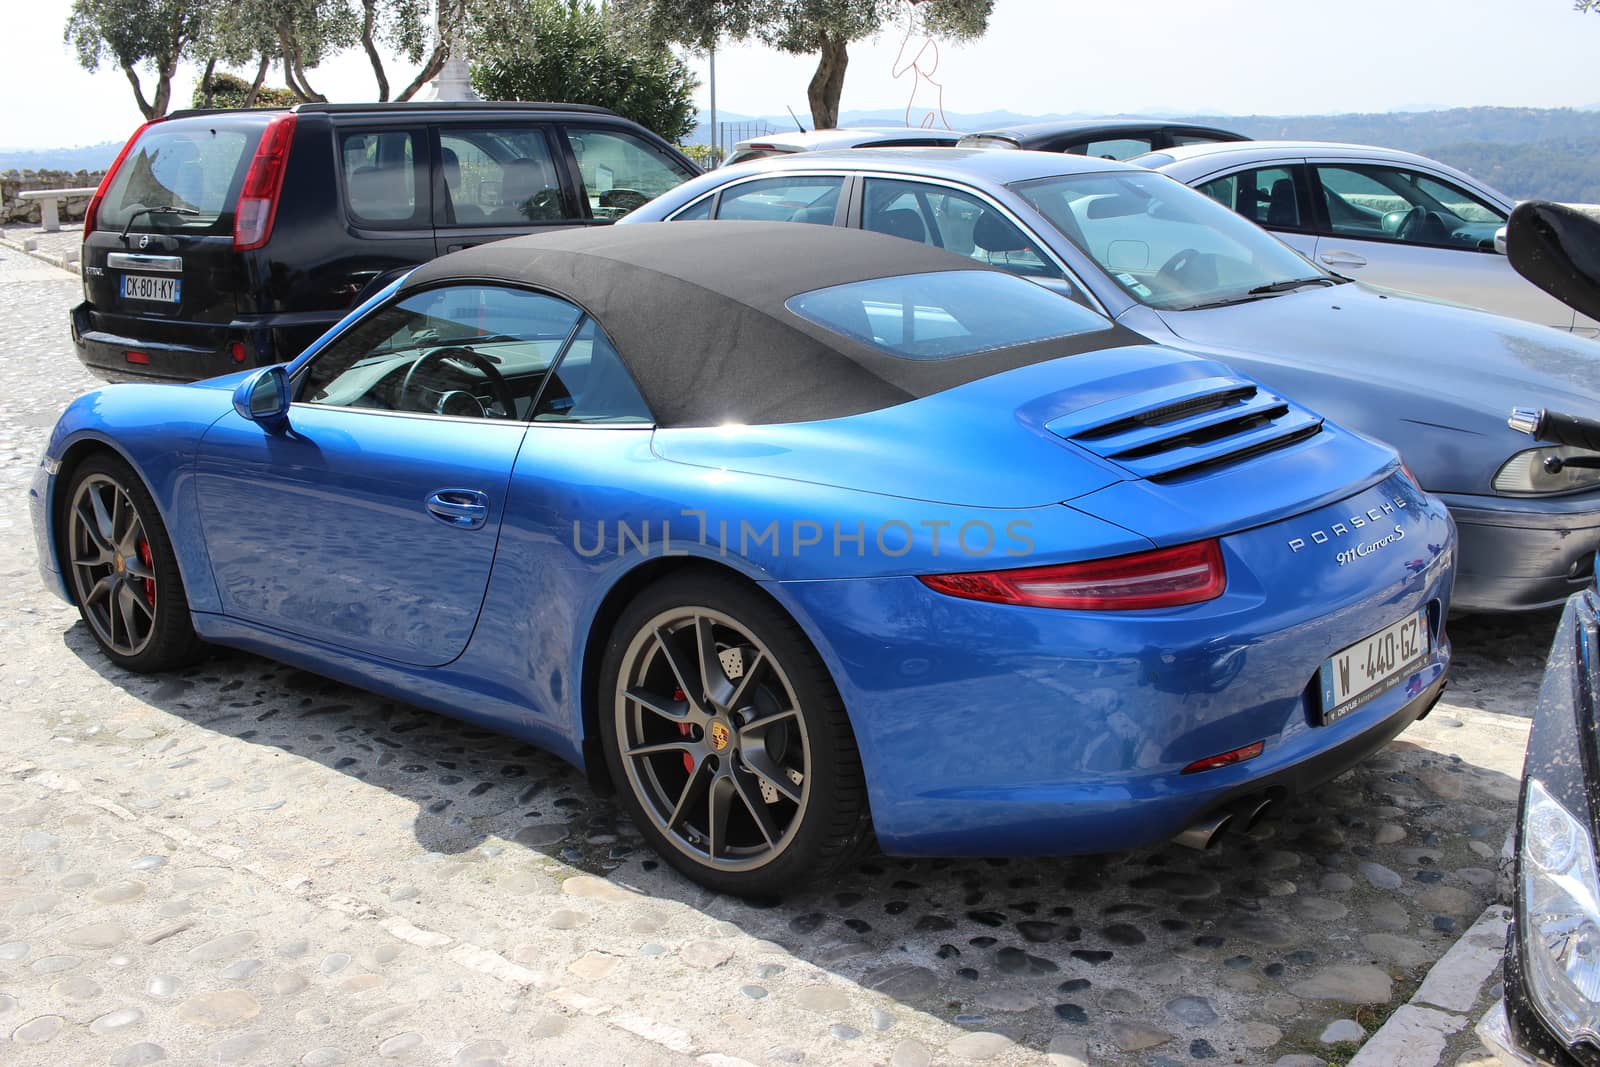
(0, 141), (121, 173)
(696, 105), (1600, 201)
(1426, 139), (1600, 202)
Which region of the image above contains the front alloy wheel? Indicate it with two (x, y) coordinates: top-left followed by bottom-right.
(63, 454), (201, 672)
(601, 574), (870, 896)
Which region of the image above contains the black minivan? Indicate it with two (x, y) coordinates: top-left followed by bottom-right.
(73, 101), (700, 382)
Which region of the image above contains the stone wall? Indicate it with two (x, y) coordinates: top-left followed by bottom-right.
(2, 170), (106, 226)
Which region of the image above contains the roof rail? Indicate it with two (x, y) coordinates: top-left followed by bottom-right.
(291, 100), (619, 116)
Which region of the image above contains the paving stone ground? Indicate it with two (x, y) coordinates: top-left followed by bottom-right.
(0, 240), (1562, 1066)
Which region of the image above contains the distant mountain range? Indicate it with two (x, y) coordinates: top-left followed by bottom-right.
(7, 105), (1597, 201)
(0, 142), (123, 174)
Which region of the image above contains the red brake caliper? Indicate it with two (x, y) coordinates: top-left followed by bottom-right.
(674, 688), (693, 772)
(137, 541), (155, 607)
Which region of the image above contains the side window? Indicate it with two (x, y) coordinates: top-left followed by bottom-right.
(713, 177), (844, 224)
(298, 286), (584, 421)
(340, 129), (426, 227)
(1170, 132), (1233, 147)
(862, 178), (1064, 281)
(1315, 164), (1502, 250)
(561, 126), (695, 220)
(671, 196), (714, 221)
(534, 318), (652, 424)
(439, 127), (565, 225)
(1204, 166), (1306, 230)
(1070, 137), (1154, 160)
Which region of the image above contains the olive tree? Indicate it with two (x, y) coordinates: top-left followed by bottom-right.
(65, 0), (207, 119)
(616, 0), (993, 130)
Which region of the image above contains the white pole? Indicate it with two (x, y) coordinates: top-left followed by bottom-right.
(708, 42), (718, 162)
(426, 0), (480, 102)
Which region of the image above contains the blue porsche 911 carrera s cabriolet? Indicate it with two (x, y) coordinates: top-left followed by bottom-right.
(30, 222), (1455, 896)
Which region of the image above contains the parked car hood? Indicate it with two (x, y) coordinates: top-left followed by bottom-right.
(1144, 285), (1600, 492)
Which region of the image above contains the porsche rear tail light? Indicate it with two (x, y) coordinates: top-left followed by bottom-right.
(919, 539), (1226, 611)
(84, 119), (161, 238)
(233, 113), (297, 251)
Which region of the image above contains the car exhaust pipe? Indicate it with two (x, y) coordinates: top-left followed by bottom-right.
(1231, 795), (1273, 832)
(1173, 810), (1233, 851)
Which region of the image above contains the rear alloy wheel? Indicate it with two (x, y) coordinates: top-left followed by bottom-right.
(601, 574), (870, 896)
(64, 454), (201, 672)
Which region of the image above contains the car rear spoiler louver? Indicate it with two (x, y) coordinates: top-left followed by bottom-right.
(1047, 375), (1322, 483)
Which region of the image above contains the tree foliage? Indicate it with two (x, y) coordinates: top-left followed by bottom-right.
(66, 0), (206, 119)
(616, 0), (992, 129)
(471, 1), (699, 142)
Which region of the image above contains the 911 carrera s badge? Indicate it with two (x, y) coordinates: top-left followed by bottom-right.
(709, 722), (731, 751)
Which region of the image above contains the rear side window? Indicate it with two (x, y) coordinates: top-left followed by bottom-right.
(714, 177), (843, 224)
(97, 124), (255, 234)
(562, 126), (694, 220)
(340, 130), (426, 227)
(787, 270), (1109, 361)
(534, 318), (652, 423)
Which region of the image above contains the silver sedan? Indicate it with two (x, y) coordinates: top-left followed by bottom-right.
(1136, 140), (1596, 336)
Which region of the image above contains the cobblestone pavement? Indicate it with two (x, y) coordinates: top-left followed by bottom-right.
(0, 245), (1564, 1066)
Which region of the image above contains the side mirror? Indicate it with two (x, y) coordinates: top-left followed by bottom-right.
(1505, 200), (1600, 321)
(233, 365), (289, 427)
(1493, 226), (1508, 255)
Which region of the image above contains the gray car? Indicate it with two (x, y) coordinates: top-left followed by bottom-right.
(623, 148), (1600, 612)
(1136, 140), (1597, 336)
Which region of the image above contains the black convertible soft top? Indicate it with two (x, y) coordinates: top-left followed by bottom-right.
(401, 221), (1138, 427)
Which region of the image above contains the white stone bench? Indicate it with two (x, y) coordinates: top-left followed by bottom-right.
(18, 187), (98, 233)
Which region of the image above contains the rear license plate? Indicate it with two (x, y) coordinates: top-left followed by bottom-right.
(121, 274), (180, 303)
(1318, 608), (1430, 724)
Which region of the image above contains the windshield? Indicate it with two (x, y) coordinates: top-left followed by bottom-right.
(1013, 170), (1332, 311)
(787, 270), (1111, 360)
(97, 122), (260, 234)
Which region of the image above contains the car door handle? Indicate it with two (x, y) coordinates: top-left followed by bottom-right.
(1320, 250), (1368, 267)
(425, 489), (490, 529)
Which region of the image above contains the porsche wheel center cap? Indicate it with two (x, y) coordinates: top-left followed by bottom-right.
(113, 554), (126, 574)
(709, 721), (732, 752)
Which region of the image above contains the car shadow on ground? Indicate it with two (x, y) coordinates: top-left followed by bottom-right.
(61, 618), (1527, 1064)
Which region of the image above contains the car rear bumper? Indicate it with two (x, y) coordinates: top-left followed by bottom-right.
(71, 302), (338, 383)
(775, 475), (1457, 855)
(1442, 492), (1600, 613)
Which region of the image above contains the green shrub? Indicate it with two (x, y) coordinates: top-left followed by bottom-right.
(192, 71), (297, 110)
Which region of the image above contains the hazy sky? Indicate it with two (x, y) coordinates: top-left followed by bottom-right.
(7, 0), (1600, 149)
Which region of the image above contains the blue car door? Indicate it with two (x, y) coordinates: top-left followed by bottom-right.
(193, 284), (586, 667)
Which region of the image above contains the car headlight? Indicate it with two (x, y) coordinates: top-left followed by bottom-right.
(1494, 447), (1600, 494)
(1520, 777), (1600, 1045)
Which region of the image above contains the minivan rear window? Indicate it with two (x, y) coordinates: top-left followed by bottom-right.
(97, 124), (258, 234)
(786, 270), (1109, 360)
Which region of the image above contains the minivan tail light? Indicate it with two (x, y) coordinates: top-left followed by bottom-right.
(233, 114), (297, 251)
(84, 119), (161, 238)
(919, 540), (1226, 611)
